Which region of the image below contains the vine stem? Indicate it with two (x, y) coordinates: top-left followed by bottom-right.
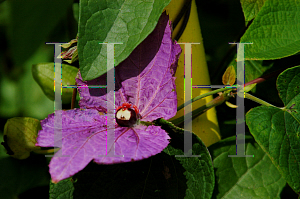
(172, 90), (280, 127)
(71, 82), (77, 109)
(244, 93), (278, 108)
(172, 93), (231, 126)
(244, 69), (284, 87)
(177, 68), (285, 111)
(33, 148), (59, 155)
(177, 87), (233, 111)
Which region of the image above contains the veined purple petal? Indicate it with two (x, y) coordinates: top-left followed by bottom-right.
(36, 109), (106, 148)
(94, 125), (170, 164)
(76, 13), (181, 121)
(36, 109), (170, 182)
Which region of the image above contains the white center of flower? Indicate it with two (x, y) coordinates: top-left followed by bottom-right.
(116, 109), (131, 120)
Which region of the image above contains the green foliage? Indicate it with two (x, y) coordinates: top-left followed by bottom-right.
(209, 136), (286, 199)
(50, 178), (74, 199)
(78, 0), (171, 80)
(246, 66), (300, 193)
(240, 0), (300, 60)
(240, 0), (267, 25)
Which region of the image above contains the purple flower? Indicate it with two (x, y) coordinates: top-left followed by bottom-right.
(36, 14), (181, 183)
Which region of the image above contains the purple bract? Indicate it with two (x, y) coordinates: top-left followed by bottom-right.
(35, 13), (182, 183)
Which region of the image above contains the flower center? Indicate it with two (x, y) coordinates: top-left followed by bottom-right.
(116, 109), (131, 120)
(115, 107), (137, 127)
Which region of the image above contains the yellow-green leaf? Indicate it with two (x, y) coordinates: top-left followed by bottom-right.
(222, 65), (236, 85)
(2, 117), (41, 159)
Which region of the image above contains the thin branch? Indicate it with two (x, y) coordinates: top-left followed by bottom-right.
(244, 69), (285, 87)
(177, 87), (233, 111)
(71, 82), (77, 109)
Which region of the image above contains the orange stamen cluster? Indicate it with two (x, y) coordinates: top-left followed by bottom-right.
(117, 102), (139, 114)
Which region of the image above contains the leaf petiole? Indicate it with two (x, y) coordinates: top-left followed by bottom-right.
(71, 82), (77, 109)
(244, 93), (278, 108)
(33, 148), (59, 155)
(173, 93), (231, 126)
(177, 87), (233, 111)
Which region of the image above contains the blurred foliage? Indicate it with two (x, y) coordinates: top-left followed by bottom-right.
(0, 0), (77, 198)
(0, 0), (77, 121)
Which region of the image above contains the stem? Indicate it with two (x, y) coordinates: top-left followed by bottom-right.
(154, 118), (184, 132)
(172, 0), (192, 30)
(172, 94), (230, 126)
(174, 0), (192, 41)
(244, 69), (284, 87)
(172, 69), (282, 127)
(177, 87), (233, 111)
(177, 67), (282, 111)
(71, 82), (77, 109)
(33, 148), (59, 155)
(244, 93), (278, 107)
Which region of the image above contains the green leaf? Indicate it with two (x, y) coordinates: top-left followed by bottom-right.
(240, 0), (300, 60)
(160, 122), (215, 199)
(0, 155), (50, 199)
(240, 0), (267, 25)
(32, 63), (78, 104)
(246, 66), (300, 193)
(2, 117), (41, 159)
(209, 136), (286, 198)
(78, 0), (171, 81)
(50, 178), (74, 199)
(50, 124), (214, 199)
